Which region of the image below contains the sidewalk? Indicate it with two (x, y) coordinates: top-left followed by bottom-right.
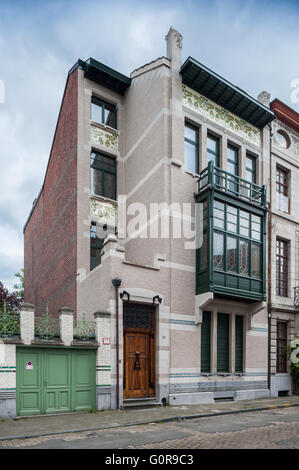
(0, 396), (298, 441)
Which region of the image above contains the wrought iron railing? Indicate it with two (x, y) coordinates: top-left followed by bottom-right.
(0, 302), (20, 338)
(74, 313), (96, 341)
(34, 306), (60, 340)
(197, 161), (266, 207)
(294, 287), (299, 308)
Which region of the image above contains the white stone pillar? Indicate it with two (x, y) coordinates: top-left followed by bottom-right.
(94, 311), (111, 410)
(20, 303), (34, 345)
(59, 307), (74, 346)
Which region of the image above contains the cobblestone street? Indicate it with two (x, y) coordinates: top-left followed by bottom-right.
(1, 407), (298, 449)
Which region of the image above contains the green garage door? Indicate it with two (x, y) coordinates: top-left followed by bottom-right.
(16, 348), (96, 416)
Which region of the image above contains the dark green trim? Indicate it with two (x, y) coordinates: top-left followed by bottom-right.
(217, 313), (229, 372)
(83, 58), (131, 96)
(180, 56), (275, 129)
(201, 311), (211, 372)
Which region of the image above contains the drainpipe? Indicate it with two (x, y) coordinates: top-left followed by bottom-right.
(267, 123), (273, 393)
(112, 277), (122, 409)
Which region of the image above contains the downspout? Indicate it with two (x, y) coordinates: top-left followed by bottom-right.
(112, 277), (122, 409)
(267, 123), (273, 393)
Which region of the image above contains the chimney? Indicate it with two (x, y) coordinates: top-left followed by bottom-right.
(165, 27), (183, 70)
(257, 91), (271, 108)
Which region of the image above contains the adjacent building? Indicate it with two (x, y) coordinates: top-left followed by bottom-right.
(19, 28), (298, 415)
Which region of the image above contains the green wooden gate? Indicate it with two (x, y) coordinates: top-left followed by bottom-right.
(16, 347), (96, 416)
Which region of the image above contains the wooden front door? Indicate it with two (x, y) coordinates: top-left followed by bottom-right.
(123, 303), (155, 399)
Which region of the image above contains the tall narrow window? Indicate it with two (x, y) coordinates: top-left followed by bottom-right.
(184, 123), (199, 173)
(227, 145), (239, 193)
(90, 151), (116, 200)
(246, 155), (256, 183)
(276, 239), (288, 297)
(201, 311), (211, 372)
(277, 321), (288, 373)
(90, 223), (104, 270)
(207, 134), (220, 167)
(235, 315), (244, 372)
(276, 167), (290, 213)
(91, 97), (116, 128)
(217, 313), (229, 372)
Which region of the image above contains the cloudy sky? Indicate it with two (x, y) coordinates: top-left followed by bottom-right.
(0, 0), (298, 290)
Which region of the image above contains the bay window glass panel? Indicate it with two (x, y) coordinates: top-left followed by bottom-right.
(251, 244), (261, 278)
(240, 210), (249, 237)
(227, 236), (237, 272)
(214, 232), (224, 270)
(227, 205), (237, 233)
(200, 232), (208, 271)
(239, 240), (249, 275)
(251, 215), (261, 240)
(214, 201), (225, 229)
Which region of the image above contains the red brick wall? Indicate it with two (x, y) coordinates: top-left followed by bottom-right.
(24, 68), (78, 317)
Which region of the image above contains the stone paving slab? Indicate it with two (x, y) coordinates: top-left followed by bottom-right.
(0, 396), (298, 441)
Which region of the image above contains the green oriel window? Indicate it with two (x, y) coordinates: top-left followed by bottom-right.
(201, 311), (211, 372)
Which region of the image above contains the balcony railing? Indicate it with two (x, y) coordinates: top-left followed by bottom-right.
(197, 161), (266, 207)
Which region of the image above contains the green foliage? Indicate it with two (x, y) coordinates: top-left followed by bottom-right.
(13, 269), (24, 300)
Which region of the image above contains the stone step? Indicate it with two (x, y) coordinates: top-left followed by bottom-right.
(121, 398), (162, 409)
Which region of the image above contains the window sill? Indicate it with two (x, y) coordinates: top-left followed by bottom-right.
(90, 194), (118, 206)
(184, 169), (201, 178)
(90, 120), (119, 135)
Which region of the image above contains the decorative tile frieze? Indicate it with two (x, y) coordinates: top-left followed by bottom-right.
(90, 124), (118, 153)
(182, 84), (261, 147)
(90, 198), (117, 226)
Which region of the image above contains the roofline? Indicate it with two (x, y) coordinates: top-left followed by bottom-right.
(181, 56), (275, 128)
(270, 98), (299, 134)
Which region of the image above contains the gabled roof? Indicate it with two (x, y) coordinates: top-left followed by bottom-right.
(180, 57), (275, 129)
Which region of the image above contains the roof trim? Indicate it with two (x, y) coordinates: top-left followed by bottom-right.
(270, 98), (299, 134)
(82, 58), (131, 95)
(180, 56), (275, 129)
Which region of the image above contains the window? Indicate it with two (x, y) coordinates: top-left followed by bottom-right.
(276, 167), (290, 213)
(276, 130), (290, 149)
(213, 201), (262, 278)
(90, 223), (104, 270)
(217, 313), (229, 372)
(277, 321), (288, 373)
(90, 151), (116, 200)
(207, 134), (220, 167)
(91, 96), (116, 129)
(276, 239), (288, 297)
(245, 155), (256, 184)
(201, 311), (211, 372)
(227, 145), (239, 193)
(235, 315), (244, 373)
(184, 123), (199, 173)
(90, 223), (116, 270)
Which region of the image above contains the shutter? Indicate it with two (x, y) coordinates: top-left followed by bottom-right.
(217, 313), (229, 372)
(201, 311), (211, 372)
(235, 315), (244, 372)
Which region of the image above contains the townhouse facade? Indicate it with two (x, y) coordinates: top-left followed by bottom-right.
(268, 99), (299, 397)
(12, 27), (298, 417)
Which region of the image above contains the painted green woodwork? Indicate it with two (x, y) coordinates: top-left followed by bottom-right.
(217, 313), (229, 372)
(195, 162), (267, 301)
(201, 311), (211, 372)
(16, 347), (96, 416)
(0, 302), (20, 338)
(235, 315), (244, 373)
